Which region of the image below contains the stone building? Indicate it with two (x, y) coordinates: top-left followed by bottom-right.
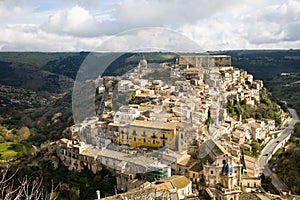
(215, 163), (241, 200)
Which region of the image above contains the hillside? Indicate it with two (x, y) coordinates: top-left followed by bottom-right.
(1, 50), (300, 198)
(211, 50), (300, 115)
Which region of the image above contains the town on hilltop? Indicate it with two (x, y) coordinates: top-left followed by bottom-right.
(48, 55), (296, 200)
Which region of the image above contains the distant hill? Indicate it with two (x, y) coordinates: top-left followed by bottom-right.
(211, 49), (300, 81)
(0, 52), (89, 93)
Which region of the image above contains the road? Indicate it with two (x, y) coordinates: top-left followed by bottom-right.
(257, 108), (299, 192)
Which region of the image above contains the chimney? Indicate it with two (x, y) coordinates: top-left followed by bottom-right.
(96, 190), (100, 199)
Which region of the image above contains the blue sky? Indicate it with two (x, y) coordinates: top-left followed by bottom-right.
(1, 0), (300, 51)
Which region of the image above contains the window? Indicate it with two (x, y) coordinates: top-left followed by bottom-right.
(153, 140), (156, 144)
(134, 137), (136, 142)
(211, 170), (213, 175)
(133, 130), (137, 135)
(152, 132), (156, 138)
(144, 138), (146, 143)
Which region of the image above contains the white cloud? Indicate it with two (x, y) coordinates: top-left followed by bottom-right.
(97, 28), (202, 52)
(1, 0), (300, 51)
(0, 24), (103, 51)
(0, 0), (32, 18)
(41, 6), (101, 37)
(240, 0), (300, 44)
(98, 0), (263, 34)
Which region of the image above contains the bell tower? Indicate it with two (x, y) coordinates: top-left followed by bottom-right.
(215, 162), (241, 200)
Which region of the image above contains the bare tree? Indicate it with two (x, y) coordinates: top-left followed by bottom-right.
(0, 167), (58, 200)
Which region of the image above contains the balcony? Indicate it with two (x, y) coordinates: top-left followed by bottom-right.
(160, 135), (167, 140)
(216, 184), (241, 193)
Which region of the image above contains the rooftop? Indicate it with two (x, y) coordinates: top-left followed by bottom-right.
(130, 120), (178, 130)
(163, 175), (191, 189)
(199, 139), (228, 164)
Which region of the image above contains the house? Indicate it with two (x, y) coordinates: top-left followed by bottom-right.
(265, 119), (276, 131)
(189, 161), (204, 186)
(242, 155), (261, 190)
(250, 123), (262, 140)
(243, 155), (259, 177)
(236, 124), (251, 141)
(117, 120), (179, 150)
(113, 106), (141, 124)
(117, 80), (138, 92)
(146, 161), (172, 182)
(149, 112), (172, 122)
(231, 129), (245, 145)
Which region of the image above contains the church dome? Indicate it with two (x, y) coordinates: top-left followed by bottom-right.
(140, 59), (148, 65)
(222, 163), (233, 174)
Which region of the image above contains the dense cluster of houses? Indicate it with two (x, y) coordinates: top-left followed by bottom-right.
(49, 55), (285, 200)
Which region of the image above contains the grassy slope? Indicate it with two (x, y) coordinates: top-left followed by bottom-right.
(0, 142), (28, 160)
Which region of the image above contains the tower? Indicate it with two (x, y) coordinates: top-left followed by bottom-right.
(215, 162), (241, 200)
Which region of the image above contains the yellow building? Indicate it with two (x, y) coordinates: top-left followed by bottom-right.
(117, 120), (179, 150)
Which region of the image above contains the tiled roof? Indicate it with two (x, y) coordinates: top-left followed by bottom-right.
(154, 182), (174, 191)
(163, 175), (190, 189)
(189, 161), (203, 172)
(199, 139), (228, 164)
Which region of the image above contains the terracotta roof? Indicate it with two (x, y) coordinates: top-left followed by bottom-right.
(153, 182), (174, 191)
(163, 175), (191, 189)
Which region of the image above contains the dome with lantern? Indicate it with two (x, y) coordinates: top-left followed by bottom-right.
(222, 163), (233, 174)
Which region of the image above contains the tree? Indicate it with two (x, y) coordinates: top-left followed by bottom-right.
(0, 168), (58, 200)
(251, 141), (261, 156)
(261, 173), (272, 184)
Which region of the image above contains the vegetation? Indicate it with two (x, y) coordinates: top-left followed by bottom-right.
(267, 72), (300, 116)
(242, 141), (262, 158)
(260, 173), (279, 194)
(0, 142), (29, 160)
(267, 121), (300, 195)
(227, 87), (283, 125)
(41, 163), (116, 199)
(0, 167), (58, 200)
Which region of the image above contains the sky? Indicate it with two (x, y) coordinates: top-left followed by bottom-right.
(0, 0), (300, 51)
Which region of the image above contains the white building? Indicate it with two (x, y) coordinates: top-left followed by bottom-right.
(113, 106), (141, 124)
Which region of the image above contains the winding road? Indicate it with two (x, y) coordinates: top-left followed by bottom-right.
(256, 108), (299, 192)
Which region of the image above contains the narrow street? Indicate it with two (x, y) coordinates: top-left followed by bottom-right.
(257, 108), (299, 192)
